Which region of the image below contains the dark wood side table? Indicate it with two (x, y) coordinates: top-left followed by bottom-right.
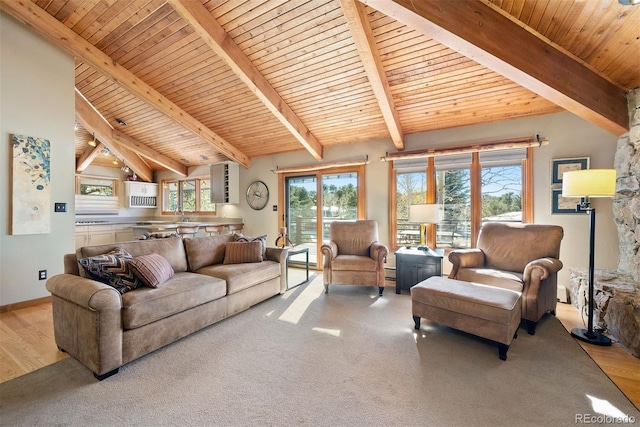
(394, 247), (443, 294)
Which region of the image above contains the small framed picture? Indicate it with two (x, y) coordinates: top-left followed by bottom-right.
(551, 157), (590, 184)
(551, 189), (582, 214)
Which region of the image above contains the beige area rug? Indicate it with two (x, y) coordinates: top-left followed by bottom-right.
(1, 276), (638, 426)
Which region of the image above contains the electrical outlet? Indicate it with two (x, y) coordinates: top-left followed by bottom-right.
(54, 202), (66, 212)
(39, 270), (47, 280)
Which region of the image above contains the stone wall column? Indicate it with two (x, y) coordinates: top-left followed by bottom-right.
(613, 88), (640, 282)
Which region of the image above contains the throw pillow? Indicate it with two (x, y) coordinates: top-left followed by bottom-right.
(223, 241), (263, 264)
(129, 253), (175, 288)
(78, 248), (141, 294)
(234, 233), (267, 255)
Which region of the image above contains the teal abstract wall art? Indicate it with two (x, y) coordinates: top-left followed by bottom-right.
(12, 134), (51, 235)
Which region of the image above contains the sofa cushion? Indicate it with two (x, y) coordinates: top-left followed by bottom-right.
(121, 272), (227, 329)
(223, 241), (263, 264)
(195, 260), (280, 295)
(183, 234), (236, 271)
(78, 248), (141, 294)
(77, 236), (189, 273)
(129, 253), (175, 288)
(455, 268), (524, 293)
(234, 233), (267, 255)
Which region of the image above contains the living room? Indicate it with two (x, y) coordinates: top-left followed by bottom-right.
(1, 1), (639, 424)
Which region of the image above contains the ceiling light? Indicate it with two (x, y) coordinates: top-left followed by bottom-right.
(115, 118), (127, 126)
(112, 159), (119, 165)
(101, 148), (110, 156)
(88, 133), (97, 147)
(74, 122), (79, 131)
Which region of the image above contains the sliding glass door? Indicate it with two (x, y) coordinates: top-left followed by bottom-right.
(282, 166), (364, 268)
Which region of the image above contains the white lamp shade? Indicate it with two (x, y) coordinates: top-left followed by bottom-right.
(562, 169), (616, 198)
(409, 204), (442, 223)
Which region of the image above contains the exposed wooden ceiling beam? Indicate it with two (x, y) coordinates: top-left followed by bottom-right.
(75, 89), (187, 177)
(339, 0), (404, 150)
(75, 90), (154, 182)
(168, 0), (324, 161)
(359, 0), (629, 136)
(0, 0), (251, 168)
(76, 143), (104, 173)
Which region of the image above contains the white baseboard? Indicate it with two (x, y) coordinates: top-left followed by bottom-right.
(557, 285), (569, 303)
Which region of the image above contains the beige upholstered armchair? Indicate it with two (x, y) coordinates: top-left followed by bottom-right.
(321, 220), (389, 296)
(448, 222), (564, 335)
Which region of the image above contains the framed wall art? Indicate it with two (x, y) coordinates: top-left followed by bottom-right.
(551, 189), (582, 214)
(551, 157), (589, 184)
(11, 134), (51, 235)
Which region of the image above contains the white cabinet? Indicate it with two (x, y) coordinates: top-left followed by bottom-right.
(115, 224), (135, 242)
(125, 182), (158, 208)
(75, 225), (116, 249)
(210, 162), (239, 204)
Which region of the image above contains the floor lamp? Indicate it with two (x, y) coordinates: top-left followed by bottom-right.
(409, 204), (442, 251)
(562, 169), (617, 346)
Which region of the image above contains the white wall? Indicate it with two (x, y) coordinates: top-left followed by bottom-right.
(0, 13), (76, 305)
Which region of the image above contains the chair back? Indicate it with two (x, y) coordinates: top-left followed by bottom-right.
(477, 222), (563, 272)
(330, 220), (379, 256)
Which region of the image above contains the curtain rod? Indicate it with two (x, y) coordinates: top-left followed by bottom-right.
(272, 156), (369, 174)
(380, 136), (548, 162)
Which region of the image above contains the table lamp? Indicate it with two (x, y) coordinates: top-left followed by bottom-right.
(562, 169), (616, 346)
(409, 204), (442, 251)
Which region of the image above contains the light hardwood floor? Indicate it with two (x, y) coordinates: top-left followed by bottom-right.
(1, 300), (638, 409)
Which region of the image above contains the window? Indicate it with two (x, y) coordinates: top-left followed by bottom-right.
(389, 148), (532, 250)
(161, 178), (215, 215)
(435, 155), (471, 248)
(395, 170), (427, 247)
(75, 176), (117, 196)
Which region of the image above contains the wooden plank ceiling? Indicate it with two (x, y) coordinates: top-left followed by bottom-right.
(2, 0), (639, 175)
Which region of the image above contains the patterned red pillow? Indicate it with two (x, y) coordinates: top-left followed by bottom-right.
(129, 253), (175, 288)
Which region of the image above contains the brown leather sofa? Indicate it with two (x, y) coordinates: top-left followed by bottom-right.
(448, 222), (564, 335)
(46, 235), (288, 380)
(321, 220), (388, 295)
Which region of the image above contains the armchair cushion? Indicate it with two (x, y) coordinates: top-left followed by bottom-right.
(331, 255), (378, 271)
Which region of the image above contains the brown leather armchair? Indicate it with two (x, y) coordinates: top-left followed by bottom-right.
(321, 220), (389, 296)
(448, 222), (564, 335)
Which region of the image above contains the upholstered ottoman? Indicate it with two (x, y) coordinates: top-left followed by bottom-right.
(411, 276), (522, 360)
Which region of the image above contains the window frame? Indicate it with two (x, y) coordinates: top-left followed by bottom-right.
(160, 177), (216, 215)
(389, 148), (533, 251)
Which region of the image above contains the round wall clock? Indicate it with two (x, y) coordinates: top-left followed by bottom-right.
(246, 180), (269, 210)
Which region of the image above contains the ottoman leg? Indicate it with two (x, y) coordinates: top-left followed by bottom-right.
(413, 315), (421, 330)
(498, 343), (509, 361)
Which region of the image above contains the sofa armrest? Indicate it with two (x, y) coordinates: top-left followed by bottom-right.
(46, 274), (122, 311)
(265, 247), (289, 293)
(370, 242), (388, 264)
(321, 241), (338, 266)
(448, 249), (485, 278)
(46, 274), (123, 377)
(523, 257), (563, 283)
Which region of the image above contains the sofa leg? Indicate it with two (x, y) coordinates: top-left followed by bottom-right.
(527, 320), (537, 335)
(324, 283), (329, 294)
(94, 368), (119, 381)
(413, 315), (421, 330)
(550, 309), (556, 316)
(498, 344), (509, 361)
(378, 287), (384, 296)
(57, 346), (66, 353)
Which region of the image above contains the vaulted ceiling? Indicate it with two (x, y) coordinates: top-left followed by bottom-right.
(2, 0), (639, 181)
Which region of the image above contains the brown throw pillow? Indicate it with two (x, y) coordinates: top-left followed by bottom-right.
(129, 253), (175, 288)
(223, 241), (263, 264)
(234, 233), (267, 255)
